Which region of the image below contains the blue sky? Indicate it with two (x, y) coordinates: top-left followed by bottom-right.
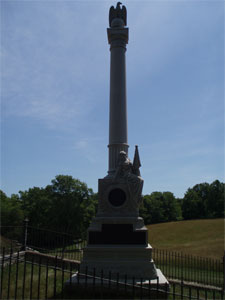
(1, 0), (224, 198)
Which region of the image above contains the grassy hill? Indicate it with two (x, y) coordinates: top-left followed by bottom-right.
(146, 218), (224, 260)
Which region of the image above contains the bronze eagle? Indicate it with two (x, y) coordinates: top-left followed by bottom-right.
(109, 2), (127, 27)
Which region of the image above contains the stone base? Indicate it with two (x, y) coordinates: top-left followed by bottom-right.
(64, 269), (169, 299)
(80, 244), (157, 279)
(66, 268), (168, 287)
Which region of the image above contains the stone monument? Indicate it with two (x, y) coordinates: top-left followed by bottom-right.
(79, 3), (167, 283)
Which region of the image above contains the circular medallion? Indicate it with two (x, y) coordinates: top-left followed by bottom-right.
(108, 188), (126, 207)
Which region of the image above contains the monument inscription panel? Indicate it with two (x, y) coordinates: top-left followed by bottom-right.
(89, 224), (146, 245)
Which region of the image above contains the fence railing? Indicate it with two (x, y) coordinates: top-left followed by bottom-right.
(152, 248), (224, 288)
(0, 225), (224, 289)
(0, 249), (224, 300)
(0, 225), (86, 258)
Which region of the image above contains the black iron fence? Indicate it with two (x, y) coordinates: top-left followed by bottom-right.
(0, 225), (224, 289)
(0, 225), (86, 259)
(152, 249), (224, 289)
(0, 249), (224, 300)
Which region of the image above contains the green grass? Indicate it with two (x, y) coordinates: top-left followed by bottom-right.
(39, 241), (86, 262)
(1, 261), (71, 299)
(1, 261), (223, 300)
(34, 220), (224, 288)
(167, 283), (223, 300)
(147, 218), (224, 260)
(155, 258), (223, 288)
(2, 219), (224, 297)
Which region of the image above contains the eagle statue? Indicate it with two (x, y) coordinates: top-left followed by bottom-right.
(109, 2), (127, 27)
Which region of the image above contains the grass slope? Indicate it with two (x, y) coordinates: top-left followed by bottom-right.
(0, 235), (17, 248)
(146, 218), (224, 260)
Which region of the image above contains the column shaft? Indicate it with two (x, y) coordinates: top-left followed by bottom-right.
(107, 28), (129, 175)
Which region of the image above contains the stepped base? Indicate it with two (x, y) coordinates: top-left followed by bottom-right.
(64, 269), (169, 299)
(66, 269), (168, 286)
(80, 244), (158, 279)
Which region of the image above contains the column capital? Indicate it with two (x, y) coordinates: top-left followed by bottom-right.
(107, 27), (129, 45)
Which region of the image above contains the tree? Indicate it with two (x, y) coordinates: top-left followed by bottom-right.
(208, 180), (224, 218)
(1, 191), (24, 227)
(19, 187), (52, 228)
(140, 193), (164, 224)
(140, 191), (182, 224)
(182, 189), (202, 219)
(17, 175), (98, 238)
(45, 175), (97, 237)
(182, 180), (224, 219)
(162, 192), (182, 222)
(1, 190), (24, 239)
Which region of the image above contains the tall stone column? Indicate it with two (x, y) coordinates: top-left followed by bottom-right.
(107, 18), (129, 175)
(76, 3), (168, 287)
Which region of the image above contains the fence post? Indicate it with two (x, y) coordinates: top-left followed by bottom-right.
(23, 218), (29, 251)
(223, 252), (225, 293)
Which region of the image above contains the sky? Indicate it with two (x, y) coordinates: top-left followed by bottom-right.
(1, 0), (224, 198)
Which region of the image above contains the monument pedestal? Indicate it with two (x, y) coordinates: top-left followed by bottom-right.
(65, 269), (169, 299)
(67, 269), (168, 287)
(80, 213), (158, 279)
(80, 244), (157, 279)
(79, 172), (165, 282)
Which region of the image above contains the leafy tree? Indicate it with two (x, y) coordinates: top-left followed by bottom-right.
(19, 187), (52, 228)
(182, 180), (224, 219)
(207, 180), (224, 218)
(17, 175), (98, 239)
(182, 189), (202, 219)
(140, 191), (182, 224)
(140, 193), (164, 224)
(1, 191), (24, 227)
(45, 175), (97, 237)
(1, 190), (24, 240)
(163, 192), (182, 222)
(4, 175), (98, 249)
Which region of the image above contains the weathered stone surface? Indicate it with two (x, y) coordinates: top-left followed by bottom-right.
(97, 178), (139, 217)
(107, 22), (128, 175)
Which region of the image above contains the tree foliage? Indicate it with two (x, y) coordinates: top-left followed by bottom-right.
(140, 191), (182, 224)
(1, 178), (224, 235)
(19, 187), (51, 228)
(1, 175), (98, 238)
(1, 190), (24, 239)
(44, 175), (97, 236)
(1, 191), (24, 227)
(182, 180), (224, 219)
